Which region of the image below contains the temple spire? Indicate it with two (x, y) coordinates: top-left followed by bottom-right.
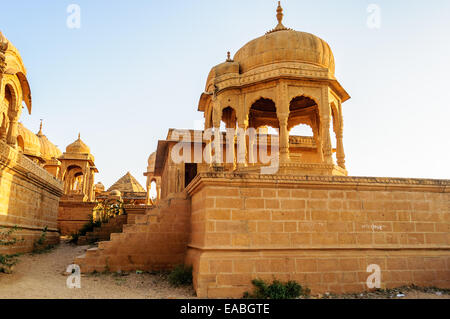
(78, 132), (81, 140)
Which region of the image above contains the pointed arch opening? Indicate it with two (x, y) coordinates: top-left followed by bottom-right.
(248, 98), (278, 130)
(4, 84), (16, 114)
(220, 106), (237, 132)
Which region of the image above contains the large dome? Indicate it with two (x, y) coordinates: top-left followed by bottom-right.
(233, 29), (335, 75)
(17, 123), (41, 158)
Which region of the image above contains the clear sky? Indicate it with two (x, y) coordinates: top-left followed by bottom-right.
(1, 0), (449, 188)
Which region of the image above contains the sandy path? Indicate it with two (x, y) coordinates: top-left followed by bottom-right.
(0, 242), (195, 299)
(1, 242), (447, 299)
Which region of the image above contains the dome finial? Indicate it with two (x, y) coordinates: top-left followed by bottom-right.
(266, 1), (290, 34)
(276, 1), (284, 26)
(38, 119), (43, 136)
(78, 132), (81, 140)
(226, 51), (233, 62)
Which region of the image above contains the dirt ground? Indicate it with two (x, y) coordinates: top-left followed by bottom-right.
(0, 241), (448, 299)
(0, 241), (195, 299)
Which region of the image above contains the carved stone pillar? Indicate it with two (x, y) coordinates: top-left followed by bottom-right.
(236, 122), (248, 168)
(336, 130), (346, 169)
(145, 185), (151, 205)
(81, 164), (89, 199)
(204, 131), (213, 166)
(88, 170), (95, 202)
(276, 81), (290, 164)
(319, 102), (333, 165)
(0, 125), (7, 142)
(224, 127), (236, 166)
(6, 116), (18, 147)
(248, 128), (257, 164)
(278, 113), (290, 163)
(213, 121), (222, 164)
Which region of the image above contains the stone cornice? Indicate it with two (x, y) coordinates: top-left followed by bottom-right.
(210, 62), (332, 92)
(186, 172), (449, 196)
(205, 61), (350, 103)
(187, 244), (450, 252)
(0, 140), (63, 196)
(0, 222), (59, 233)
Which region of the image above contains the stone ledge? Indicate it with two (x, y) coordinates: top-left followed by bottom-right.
(186, 172), (449, 195)
(187, 244), (450, 252)
(0, 222), (59, 233)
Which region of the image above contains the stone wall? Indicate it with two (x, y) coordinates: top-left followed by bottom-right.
(124, 205), (149, 224)
(0, 141), (63, 254)
(58, 201), (96, 236)
(185, 173), (450, 298)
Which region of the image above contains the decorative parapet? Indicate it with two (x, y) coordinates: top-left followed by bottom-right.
(289, 136), (316, 148)
(0, 140), (63, 196)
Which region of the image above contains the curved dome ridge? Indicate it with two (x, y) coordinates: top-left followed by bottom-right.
(233, 29), (335, 75)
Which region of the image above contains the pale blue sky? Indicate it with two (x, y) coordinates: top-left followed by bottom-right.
(1, 0), (449, 188)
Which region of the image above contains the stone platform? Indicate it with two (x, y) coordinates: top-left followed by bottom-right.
(73, 171), (449, 298)
(185, 172), (449, 298)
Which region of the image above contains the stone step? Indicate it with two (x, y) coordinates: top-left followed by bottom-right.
(97, 241), (111, 249)
(74, 195), (190, 274)
(85, 248), (99, 257)
(110, 233), (123, 240)
(77, 214), (129, 245)
(76, 253), (86, 259)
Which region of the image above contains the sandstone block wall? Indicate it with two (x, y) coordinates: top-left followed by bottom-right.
(57, 201), (96, 236)
(185, 173), (450, 298)
(0, 141), (63, 254)
(124, 205), (149, 224)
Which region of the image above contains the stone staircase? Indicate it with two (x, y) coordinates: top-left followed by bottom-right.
(74, 192), (190, 273)
(77, 214), (128, 245)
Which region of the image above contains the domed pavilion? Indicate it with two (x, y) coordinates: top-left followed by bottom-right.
(198, 1), (349, 176)
(151, 1), (351, 198)
(77, 3), (449, 298)
(58, 133), (98, 202)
